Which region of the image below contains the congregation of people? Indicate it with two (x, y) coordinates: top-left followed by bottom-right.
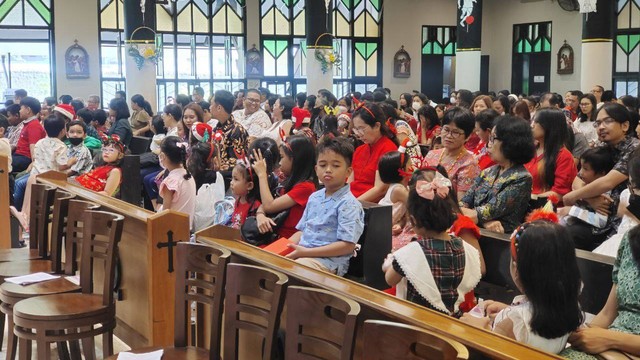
(1, 84), (640, 358)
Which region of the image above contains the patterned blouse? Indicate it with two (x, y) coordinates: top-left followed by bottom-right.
(422, 148), (480, 194)
(460, 164), (532, 233)
(213, 115), (249, 171)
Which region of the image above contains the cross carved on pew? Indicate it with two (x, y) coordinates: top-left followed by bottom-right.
(157, 231), (179, 273)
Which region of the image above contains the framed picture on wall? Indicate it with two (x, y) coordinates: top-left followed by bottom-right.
(557, 40), (574, 75)
(394, 46), (411, 78)
(246, 44), (263, 79)
(65, 40), (90, 79)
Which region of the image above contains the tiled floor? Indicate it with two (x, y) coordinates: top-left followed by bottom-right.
(0, 321), (131, 359)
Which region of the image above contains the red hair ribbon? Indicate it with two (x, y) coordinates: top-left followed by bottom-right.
(354, 101), (376, 119)
(206, 142), (216, 162)
(386, 118), (397, 135)
(233, 149), (254, 179)
(279, 127), (287, 143)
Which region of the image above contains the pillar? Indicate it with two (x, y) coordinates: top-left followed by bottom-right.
(306, 0), (333, 95)
(455, 0), (483, 92)
(124, 0), (157, 111)
(580, 0), (616, 91)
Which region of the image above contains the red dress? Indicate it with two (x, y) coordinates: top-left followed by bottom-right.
(76, 165), (120, 194)
(474, 141), (496, 170)
(524, 147), (577, 197)
(277, 181), (316, 238)
(350, 136), (397, 198)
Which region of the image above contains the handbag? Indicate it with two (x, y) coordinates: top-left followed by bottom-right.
(241, 209), (290, 247)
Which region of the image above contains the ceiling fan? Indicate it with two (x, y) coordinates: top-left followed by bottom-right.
(557, 0), (580, 11)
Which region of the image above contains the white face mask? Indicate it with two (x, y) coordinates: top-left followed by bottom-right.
(450, 97), (457, 105)
(412, 102), (421, 111)
(337, 105), (348, 114)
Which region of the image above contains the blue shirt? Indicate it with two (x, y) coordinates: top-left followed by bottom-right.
(296, 184), (365, 276)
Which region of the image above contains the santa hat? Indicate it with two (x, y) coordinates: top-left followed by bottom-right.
(191, 122), (212, 143)
(53, 104), (75, 121)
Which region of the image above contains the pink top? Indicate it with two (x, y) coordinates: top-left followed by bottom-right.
(159, 168), (197, 228)
(421, 148), (480, 194)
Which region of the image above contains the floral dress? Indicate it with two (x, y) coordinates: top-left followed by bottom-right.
(422, 148), (480, 195)
(460, 164), (532, 233)
(562, 232), (640, 359)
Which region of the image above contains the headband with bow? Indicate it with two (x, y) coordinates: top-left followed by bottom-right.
(233, 149), (254, 179)
(100, 133), (125, 153)
(398, 138), (414, 178)
(414, 174), (452, 201)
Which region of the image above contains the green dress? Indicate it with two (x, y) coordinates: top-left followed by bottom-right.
(562, 232), (640, 359)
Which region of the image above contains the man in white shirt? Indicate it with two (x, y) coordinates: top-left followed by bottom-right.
(232, 89), (271, 139)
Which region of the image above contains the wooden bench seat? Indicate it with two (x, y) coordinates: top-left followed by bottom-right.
(197, 225), (563, 360)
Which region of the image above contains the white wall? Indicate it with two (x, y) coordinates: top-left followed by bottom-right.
(53, 0), (101, 99)
(482, 0), (583, 94)
(382, 0), (457, 97)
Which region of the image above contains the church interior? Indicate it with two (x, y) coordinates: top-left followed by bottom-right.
(0, 0), (639, 359)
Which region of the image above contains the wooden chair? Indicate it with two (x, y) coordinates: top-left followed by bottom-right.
(12, 210), (124, 359)
(223, 263), (288, 360)
(104, 242), (231, 360)
(284, 286), (360, 360)
(0, 199), (99, 360)
(0, 184), (57, 262)
(362, 320), (469, 360)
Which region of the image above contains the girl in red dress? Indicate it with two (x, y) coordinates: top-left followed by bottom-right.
(76, 134), (124, 196)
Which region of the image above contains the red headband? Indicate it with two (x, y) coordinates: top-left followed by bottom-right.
(234, 149), (253, 179)
(354, 102), (376, 119)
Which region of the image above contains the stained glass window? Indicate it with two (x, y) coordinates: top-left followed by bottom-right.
(0, 0), (53, 100)
(99, 0), (246, 109)
(615, 0), (640, 96)
(260, 0), (307, 95)
(331, 0), (382, 97)
(513, 23), (552, 54)
(422, 27), (456, 55)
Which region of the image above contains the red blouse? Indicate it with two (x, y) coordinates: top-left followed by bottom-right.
(525, 147), (577, 196)
(418, 124), (441, 144)
(278, 181), (316, 238)
(350, 136), (397, 198)
(474, 141), (496, 170)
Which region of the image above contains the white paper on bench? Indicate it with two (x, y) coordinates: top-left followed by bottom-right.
(118, 349), (164, 359)
(5, 272), (60, 286)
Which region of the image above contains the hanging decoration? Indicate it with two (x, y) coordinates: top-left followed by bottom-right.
(578, 0), (597, 14)
(126, 26), (162, 70)
(458, 0), (477, 29)
(313, 33), (341, 74)
(140, 0), (146, 22)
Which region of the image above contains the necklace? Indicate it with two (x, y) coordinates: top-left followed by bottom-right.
(438, 147), (466, 175)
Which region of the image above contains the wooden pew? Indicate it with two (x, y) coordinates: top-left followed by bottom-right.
(35, 170), (190, 349)
(0, 156), (10, 249)
(196, 225), (563, 360)
(129, 136), (152, 155)
(345, 201), (391, 290)
(478, 229), (615, 315)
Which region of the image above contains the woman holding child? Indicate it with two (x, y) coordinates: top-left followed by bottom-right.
(563, 103), (640, 250)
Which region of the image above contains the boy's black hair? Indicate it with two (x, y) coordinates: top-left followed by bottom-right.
(515, 221), (584, 338)
(43, 115), (66, 137)
(66, 120), (87, 133)
(93, 109), (108, 126)
(316, 136), (354, 166)
(378, 151), (406, 185)
(76, 108), (94, 124)
(295, 92), (307, 108)
(70, 99), (85, 114)
(58, 95), (73, 105)
(6, 104), (20, 116)
(151, 115), (167, 135)
(43, 97), (57, 106)
(14, 89), (27, 98)
(580, 147), (615, 176)
(20, 97), (41, 115)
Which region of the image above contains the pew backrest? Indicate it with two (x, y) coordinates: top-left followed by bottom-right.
(479, 229), (614, 315)
(129, 136), (152, 155)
